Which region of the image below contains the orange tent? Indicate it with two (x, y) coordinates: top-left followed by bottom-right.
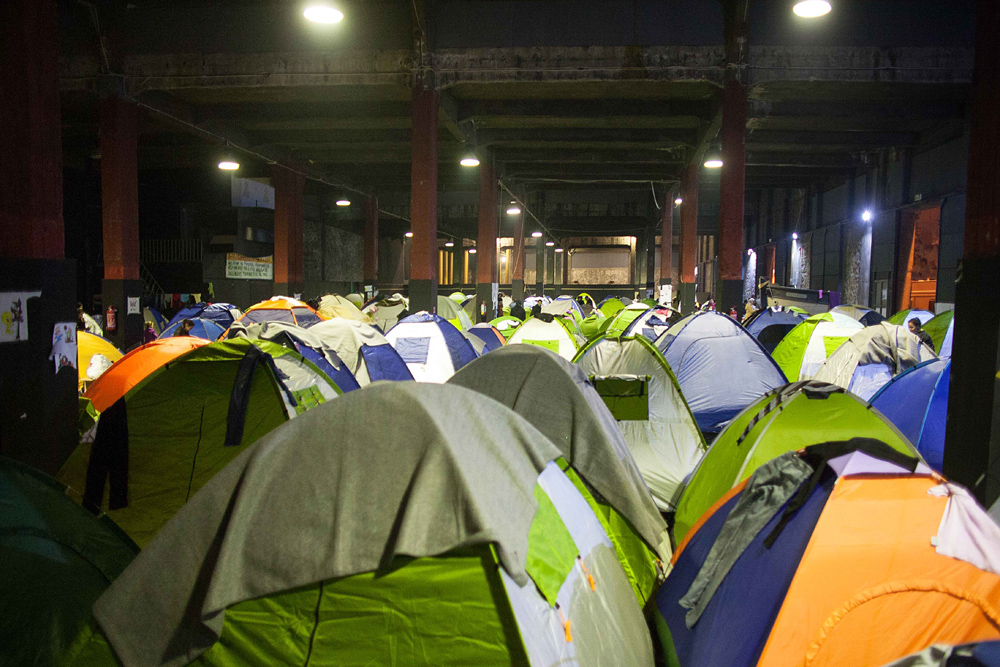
(84, 337), (208, 412)
(235, 297), (327, 328)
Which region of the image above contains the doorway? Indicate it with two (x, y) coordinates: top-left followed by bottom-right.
(896, 205), (940, 312)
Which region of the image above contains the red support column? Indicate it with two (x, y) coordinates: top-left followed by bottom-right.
(272, 166), (305, 296)
(363, 195), (379, 288)
(679, 164), (699, 313)
(660, 186), (675, 303)
(944, 0), (1000, 505)
(409, 85), (439, 313)
(476, 156), (498, 321)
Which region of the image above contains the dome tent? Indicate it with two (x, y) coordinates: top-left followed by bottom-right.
(466, 322), (506, 353)
(812, 321), (936, 400)
(580, 310), (611, 340)
(924, 309), (955, 357)
(830, 303), (886, 326)
(605, 301), (649, 337)
(574, 335), (705, 512)
(598, 296), (626, 318)
(871, 357), (951, 472)
(449, 345), (671, 604)
(385, 312), (478, 382)
(58, 339), (341, 546)
(362, 292), (409, 332)
(308, 318), (413, 384)
(506, 314), (584, 361)
(743, 307), (806, 353)
(437, 294), (474, 331)
(78, 331), (123, 391)
(490, 315), (523, 340)
(62, 383), (655, 667)
(619, 305), (678, 341)
(238, 321), (362, 392)
(158, 317), (225, 341)
(541, 297), (585, 325)
(655, 440), (1000, 667)
(771, 311), (864, 381)
(888, 308), (934, 326)
(166, 303), (241, 330)
(1, 457), (138, 667)
(656, 311), (787, 434)
(316, 294), (370, 323)
(672, 380), (919, 543)
(236, 296), (324, 328)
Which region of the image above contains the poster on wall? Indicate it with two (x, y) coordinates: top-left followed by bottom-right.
(0, 291), (41, 343)
(225, 254), (274, 280)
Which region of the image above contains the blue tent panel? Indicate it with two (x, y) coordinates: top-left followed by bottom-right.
(166, 303), (238, 329)
(394, 313), (478, 373)
(467, 326), (504, 353)
(870, 358), (950, 471)
(361, 344), (413, 381)
(159, 318), (225, 341)
(292, 343), (360, 392)
(744, 309), (805, 353)
(656, 474), (835, 667)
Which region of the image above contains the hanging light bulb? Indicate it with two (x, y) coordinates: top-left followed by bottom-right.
(304, 5), (344, 23)
(545, 241), (555, 247)
(405, 231), (413, 238)
(460, 156), (480, 167)
(531, 231), (543, 238)
(506, 206), (521, 215)
(793, 1), (832, 18)
(218, 160), (239, 170)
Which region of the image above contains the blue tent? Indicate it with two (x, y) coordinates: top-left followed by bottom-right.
(159, 317), (226, 341)
(466, 323), (505, 353)
(166, 303), (239, 330)
(870, 358), (950, 471)
(656, 311), (787, 433)
(743, 308), (806, 353)
(385, 312), (478, 382)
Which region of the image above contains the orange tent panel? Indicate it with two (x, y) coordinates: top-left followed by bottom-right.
(758, 475), (1000, 667)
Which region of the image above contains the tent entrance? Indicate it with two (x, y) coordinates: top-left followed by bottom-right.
(591, 375), (651, 421)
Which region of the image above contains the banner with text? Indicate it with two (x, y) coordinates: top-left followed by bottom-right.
(225, 254), (273, 280)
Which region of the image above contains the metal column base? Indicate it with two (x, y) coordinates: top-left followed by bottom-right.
(409, 279), (437, 314)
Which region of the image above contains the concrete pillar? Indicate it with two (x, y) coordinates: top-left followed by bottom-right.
(409, 85), (439, 312)
(645, 227), (656, 297)
(944, 0), (1000, 506)
(679, 164), (699, 313)
(475, 156), (498, 321)
(535, 237), (545, 297)
(363, 195), (378, 290)
(561, 249), (569, 285)
(661, 187), (675, 301)
(100, 95), (143, 352)
(0, 0), (77, 474)
(272, 166), (305, 297)
(717, 0), (749, 315)
(511, 206), (526, 302)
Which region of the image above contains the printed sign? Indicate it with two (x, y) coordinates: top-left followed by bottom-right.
(225, 253), (274, 280)
(127, 297), (140, 315)
(0, 291), (41, 343)
(49, 322), (77, 373)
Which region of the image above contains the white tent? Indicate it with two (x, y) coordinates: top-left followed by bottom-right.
(308, 318), (413, 384)
(385, 312), (479, 382)
(506, 316), (583, 361)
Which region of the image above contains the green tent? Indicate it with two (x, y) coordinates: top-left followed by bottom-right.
(62, 383), (654, 667)
(507, 315), (584, 360)
(671, 380), (919, 543)
(449, 345), (671, 604)
(599, 297), (626, 318)
(923, 310), (955, 356)
(490, 315), (524, 340)
(580, 311), (611, 340)
(57, 339), (341, 546)
(1, 457), (138, 667)
(887, 308), (934, 326)
(771, 311), (864, 381)
(574, 335), (705, 512)
(606, 302), (649, 337)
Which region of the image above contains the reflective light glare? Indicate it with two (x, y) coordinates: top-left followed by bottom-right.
(793, 1), (832, 18)
(404, 231), (413, 238)
(792, 232), (799, 240)
(545, 241), (555, 247)
(218, 161), (239, 170)
(862, 210), (873, 222)
(460, 157), (480, 167)
(748, 248), (754, 256)
(531, 231), (543, 238)
(704, 159), (723, 169)
(674, 197), (683, 205)
(468, 248), (477, 254)
(336, 199), (351, 206)
(554, 247), (564, 253)
(304, 5), (344, 23)
(445, 241), (454, 247)
(506, 206), (521, 215)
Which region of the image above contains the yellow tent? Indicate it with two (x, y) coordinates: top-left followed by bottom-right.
(77, 331), (122, 391)
(317, 294), (371, 323)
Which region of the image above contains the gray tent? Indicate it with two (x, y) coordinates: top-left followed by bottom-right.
(66, 383), (653, 667)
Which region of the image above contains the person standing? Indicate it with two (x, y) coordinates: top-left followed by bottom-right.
(908, 317), (934, 348)
(143, 321), (157, 344)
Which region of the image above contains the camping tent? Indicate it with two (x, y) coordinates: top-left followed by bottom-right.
(363, 293), (409, 332)
(656, 312), (787, 434)
(62, 383), (655, 667)
(449, 345), (671, 604)
(523, 295), (552, 310)
(812, 321), (936, 400)
(166, 303), (240, 330)
(830, 303), (886, 326)
(871, 358), (951, 472)
(888, 308), (934, 326)
(506, 315), (584, 360)
(672, 380), (918, 542)
(655, 440), (1000, 667)
(80, 312), (103, 335)
(78, 332), (123, 391)
(541, 297), (585, 325)
(771, 311), (864, 381)
(57, 338), (341, 546)
(619, 306), (677, 341)
(159, 317), (225, 341)
(143, 307), (168, 335)
(236, 297), (324, 328)
(605, 302), (650, 336)
(490, 315), (523, 340)
(885, 642), (1000, 667)
(924, 310), (955, 357)
(307, 318), (413, 384)
(599, 296), (626, 318)
(1, 457), (138, 667)
(239, 321), (362, 392)
(574, 335), (706, 511)
(84, 337), (209, 413)
(466, 322), (506, 353)
(580, 310), (610, 340)
(743, 307), (807, 353)
(385, 312), (478, 382)
(316, 294), (370, 323)
(437, 294), (474, 331)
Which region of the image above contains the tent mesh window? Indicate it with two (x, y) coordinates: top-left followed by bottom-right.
(591, 375), (651, 421)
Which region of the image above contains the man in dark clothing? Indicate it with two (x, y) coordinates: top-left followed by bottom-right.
(530, 304), (542, 319)
(510, 301), (526, 320)
(908, 317), (934, 348)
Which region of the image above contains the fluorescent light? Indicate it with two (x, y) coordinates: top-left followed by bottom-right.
(674, 197), (683, 205)
(304, 5), (343, 23)
(554, 247), (564, 253)
(862, 210), (873, 222)
(506, 206), (521, 215)
(404, 231), (413, 238)
(445, 241), (454, 247)
(792, 232), (799, 240)
(218, 161), (239, 170)
(748, 249), (753, 256)
(704, 159), (723, 169)
(336, 199), (351, 207)
(460, 157), (480, 167)
(545, 241), (555, 247)
(531, 231), (543, 238)
(793, 1), (832, 18)
(468, 248), (477, 254)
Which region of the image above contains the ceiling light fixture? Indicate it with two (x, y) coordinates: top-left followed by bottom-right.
(506, 206), (521, 215)
(460, 157), (480, 167)
(304, 5), (344, 23)
(748, 248), (754, 256)
(405, 231), (413, 238)
(674, 197), (683, 205)
(793, 1), (832, 18)
(704, 158), (723, 169)
(792, 232), (799, 240)
(336, 199), (351, 207)
(545, 241), (555, 247)
(554, 247), (564, 253)
(444, 241), (454, 247)
(217, 160), (240, 170)
(531, 231), (543, 238)
(862, 209), (873, 222)
(468, 248), (477, 254)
